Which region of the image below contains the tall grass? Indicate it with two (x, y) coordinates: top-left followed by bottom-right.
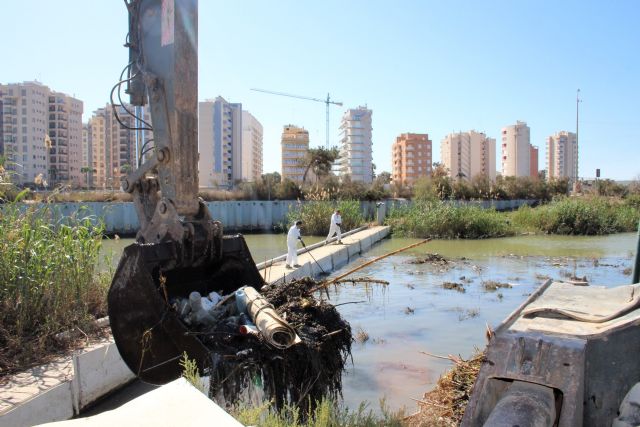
(386, 200), (514, 239)
(233, 398), (405, 427)
(0, 200), (108, 375)
(287, 200), (365, 236)
(511, 196), (640, 235)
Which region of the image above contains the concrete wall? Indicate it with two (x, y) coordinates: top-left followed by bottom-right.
(14, 199), (537, 236)
(0, 342), (134, 427)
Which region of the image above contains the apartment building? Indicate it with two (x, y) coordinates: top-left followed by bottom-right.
(441, 131), (496, 181)
(281, 125), (309, 183)
(335, 106), (373, 183)
(86, 104), (152, 189)
(198, 97), (242, 188)
(546, 131), (578, 181)
(501, 121), (538, 177)
(0, 81), (83, 186)
(391, 133), (432, 186)
(241, 111), (263, 182)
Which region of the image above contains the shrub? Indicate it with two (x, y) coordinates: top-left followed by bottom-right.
(511, 196), (640, 235)
(386, 201), (514, 239)
(287, 200), (365, 236)
(0, 202), (108, 374)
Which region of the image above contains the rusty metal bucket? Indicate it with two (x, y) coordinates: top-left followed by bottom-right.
(108, 235), (264, 385)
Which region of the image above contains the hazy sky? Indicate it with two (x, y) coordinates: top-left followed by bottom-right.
(3, 1), (639, 180)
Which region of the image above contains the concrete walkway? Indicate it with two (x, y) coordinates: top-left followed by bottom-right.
(0, 225), (390, 427)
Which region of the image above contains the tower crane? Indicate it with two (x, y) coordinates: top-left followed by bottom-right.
(251, 88), (343, 148)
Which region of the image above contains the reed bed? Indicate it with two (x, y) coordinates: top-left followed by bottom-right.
(287, 200), (365, 236)
(0, 202), (109, 375)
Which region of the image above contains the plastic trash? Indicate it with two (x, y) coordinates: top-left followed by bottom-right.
(235, 287), (248, 314)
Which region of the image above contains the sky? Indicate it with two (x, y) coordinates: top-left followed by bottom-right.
(3, 1), (639, 180)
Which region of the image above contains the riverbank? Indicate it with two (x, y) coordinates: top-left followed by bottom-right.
(387, 196), (640, 239)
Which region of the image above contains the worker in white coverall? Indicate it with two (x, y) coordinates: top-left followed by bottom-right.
(286, 220), (303, 269)
(326, 209), (343, 245)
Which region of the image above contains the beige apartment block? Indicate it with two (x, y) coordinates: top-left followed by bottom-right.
(546, 131), (577, 182)
(198, 97), (242, 188)
(0, 81), (82, 187)
(441, 131), (496, 181)
(501, 121), (537, 177)
(336, 106), (373, 183)
(241, 111), (263, 182)
(86, 104), (152, 189)
(281, 125), (309, 183)
(391, 133), (432, 186)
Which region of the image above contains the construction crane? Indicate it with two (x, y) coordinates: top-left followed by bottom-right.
(251, 88), (343, 148)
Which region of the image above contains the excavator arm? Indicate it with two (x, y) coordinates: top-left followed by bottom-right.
(107, 0), (264, 384)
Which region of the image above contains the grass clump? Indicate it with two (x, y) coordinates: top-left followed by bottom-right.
(511, 196), (640, 235)
(287, 200), (365, 236)
(0, 201), (108, 376)
(233, 398), (405, 427)
(386, 201), (514, 239)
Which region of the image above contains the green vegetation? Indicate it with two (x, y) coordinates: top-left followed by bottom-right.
(0, 199), (108, 375)
(511, 196), (640, 235)
(287, 200), (365, 236)
(387, 200), (514, 239)
(387, 196), (640, 239)
(233, 398), (405, 427)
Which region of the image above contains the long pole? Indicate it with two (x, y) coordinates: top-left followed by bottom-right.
(310, 238), (431, 292)
(325, 94), (330, 148)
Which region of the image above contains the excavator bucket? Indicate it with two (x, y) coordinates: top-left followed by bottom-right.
(108, 235), (264, 385)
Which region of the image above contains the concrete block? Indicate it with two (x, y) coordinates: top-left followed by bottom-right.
(331, 247), (349, 270)
(1, 382), (73, 427)
(347, 240), (361, 258)
(360, 235), (372, 252)
(72, 343), (135, 411)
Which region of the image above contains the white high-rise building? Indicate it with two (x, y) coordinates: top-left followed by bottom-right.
(546, 131), (578, 182)
(336, 106), (373, 183)
(198, 97), (242, 188)
(441, 131), (496, 181)
(0, 81), (83, 187)
(501, 121), (537, 177)
(241, 111), (263, 182)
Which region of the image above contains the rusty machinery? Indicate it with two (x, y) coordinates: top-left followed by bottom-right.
(107, 0), (263, 384)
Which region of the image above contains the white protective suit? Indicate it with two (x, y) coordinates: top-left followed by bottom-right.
(286, 224), (301, 266)
(326, 211), (342, 243)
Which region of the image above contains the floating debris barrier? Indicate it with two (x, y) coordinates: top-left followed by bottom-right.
(172, 277), (352, 414)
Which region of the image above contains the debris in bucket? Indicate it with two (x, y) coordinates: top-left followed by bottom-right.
(171, 277), (352, 413)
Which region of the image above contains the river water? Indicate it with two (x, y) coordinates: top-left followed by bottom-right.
(101, 232), (637, 412)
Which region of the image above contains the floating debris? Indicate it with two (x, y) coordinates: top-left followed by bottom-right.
(442, 282), (466, 293)
(406, 349), (486, 426)
(407, 253), (450, 266)
(404, 307), (415, 315)
(481, 281), (512, 292)
(623, 267), (633, 276)
(355, 327), (370, 343)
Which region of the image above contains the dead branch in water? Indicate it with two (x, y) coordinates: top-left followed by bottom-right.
(333, 277), (389, 286)
(310, 239), (431, 293)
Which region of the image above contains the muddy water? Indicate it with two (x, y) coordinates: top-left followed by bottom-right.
(329, 233), (637, 412)
(100, 233), (637, 412)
